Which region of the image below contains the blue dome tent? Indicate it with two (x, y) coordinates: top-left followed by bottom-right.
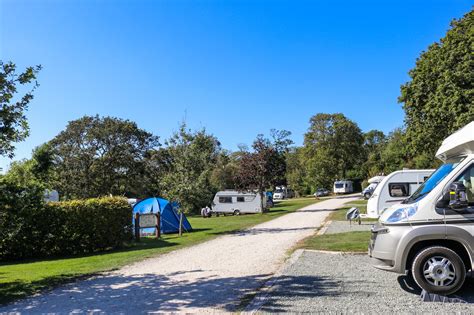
(133, 197), (192, 234)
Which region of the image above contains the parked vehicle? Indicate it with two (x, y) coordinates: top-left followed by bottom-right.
(273, 186), (295, 200)
(366, 170), (434, 218)
(333, 180), (353, 194)
(212, 190), (264, 215)
(314, 188), (330, 197)
(362, 176), (385, 199)
(369, 121), (474, 295)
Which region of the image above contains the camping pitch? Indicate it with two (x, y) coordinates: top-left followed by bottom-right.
(133, 197), (192, 234)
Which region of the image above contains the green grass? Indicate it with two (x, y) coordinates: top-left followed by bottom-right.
(0, 197), (317, 305)
(297, 199), (374, 253)
(328, 199), (377, 222)
(301, 231), (371, 252)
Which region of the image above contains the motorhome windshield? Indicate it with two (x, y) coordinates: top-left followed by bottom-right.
(403, 161), (461, 203)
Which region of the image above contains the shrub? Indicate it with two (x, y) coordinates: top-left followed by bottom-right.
(0, 181), (132, 261)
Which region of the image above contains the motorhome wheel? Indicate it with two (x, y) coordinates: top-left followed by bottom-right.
(364, 192), (371, 199)
(233, 210), (241, 216)
(411, 246), (466, 295)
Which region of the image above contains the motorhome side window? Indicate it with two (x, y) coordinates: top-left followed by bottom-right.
(452, 164), (474, 207)
(219, 196), (233, 203)
(236, 196), (245, 202)
(388, 183), (410, 197)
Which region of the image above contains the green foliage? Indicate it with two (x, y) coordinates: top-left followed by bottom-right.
(209, 150), (240, 191)
(303, 113), (364, 190)
(0, 62), (41, 158)
(160, 123), (221, 214)
(0, 189), (132, 261)
(399, 10), (474, 163)
(49, 115), (159, 199)
(3, 143), (55, 187)
(234, 130), (293, 194)
(286, 147), (309, 196)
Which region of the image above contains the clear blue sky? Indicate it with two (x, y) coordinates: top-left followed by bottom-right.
(0, 0), (471, 171)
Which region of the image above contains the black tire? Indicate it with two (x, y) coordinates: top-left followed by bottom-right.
(233, 210), (240, 216)
(411, 246), (466, 295)
(364, 193), (371, 199)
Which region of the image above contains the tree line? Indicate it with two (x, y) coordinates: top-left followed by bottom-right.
(1, 9), (472, 213)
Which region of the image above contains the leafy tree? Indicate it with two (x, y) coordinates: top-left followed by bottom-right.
(380, 128), (410, 174)
(303, 113), (364, 190)
(234, 130), (293, 207)
(3, 143), (55, 187)
(49, 115), (159, 199)
(0, 61), (41, 158)
(160, 123), (221, 219)
(361, 130), (387, 177)
(210, 150), (239, 191)
(399, 9), (474, 165)
(286, 147), (309, 196)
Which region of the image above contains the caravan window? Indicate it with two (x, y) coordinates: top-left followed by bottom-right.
(236, 196), (245, 202)
(389, 183), (410, 197)
(335, 183), (344, 189)
(219, 196), (233, 203)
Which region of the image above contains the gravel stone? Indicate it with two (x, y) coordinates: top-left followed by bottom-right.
(257, 251), (474, 313)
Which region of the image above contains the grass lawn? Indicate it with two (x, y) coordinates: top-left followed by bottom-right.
(301, 231), (371, 252)
(299, 199), (374, 253)
(0, 197), (317, 305)
(328, 199), (377, 222)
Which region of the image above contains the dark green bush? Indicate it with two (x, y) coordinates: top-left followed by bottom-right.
(0, 180), (132, 260)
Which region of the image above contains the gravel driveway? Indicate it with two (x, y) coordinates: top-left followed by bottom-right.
(253, 250), (474, 313)
(0, 197), (356, 314)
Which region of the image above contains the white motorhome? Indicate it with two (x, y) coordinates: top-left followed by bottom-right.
(273, 186), (295, 200)
(370, 121), (474, 295)
(333, 180), (353, 194)
(362, 176), (385, 199)
(212, 191), (264, 215)
(366, 170), (434, 218)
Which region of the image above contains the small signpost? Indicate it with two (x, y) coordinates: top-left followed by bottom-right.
(134, 212), (161, 241)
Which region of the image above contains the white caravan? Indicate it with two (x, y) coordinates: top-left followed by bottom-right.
(370, 121), (474, 295)
(333, 180), (353, 194)
(212, 191), (264, 215)
(367, 169), (434, 218)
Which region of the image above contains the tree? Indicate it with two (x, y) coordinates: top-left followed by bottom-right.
(361, 130), (387, 177)
(160, 123), (221, 221)
(3, 143), (55, 187)
(210, 150), (239, 191)
(234, 130), (293, 208)
(303, 113), (364, 190)
(399, 9), (473, 165)
(49, 115), (159, 199)
(380, 128), (410, 174)
(286, 147), (309, 196)
(0, 61), (41, 158)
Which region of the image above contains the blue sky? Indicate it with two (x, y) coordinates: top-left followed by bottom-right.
(0, 0), (471, 171)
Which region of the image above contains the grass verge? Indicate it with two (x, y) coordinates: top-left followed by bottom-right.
(298, 199), (374, 253)
(301, 231), (371, 252)
(0, 197), (317, 305)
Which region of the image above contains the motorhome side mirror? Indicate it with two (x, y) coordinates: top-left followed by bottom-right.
(448, 182), (469, 210)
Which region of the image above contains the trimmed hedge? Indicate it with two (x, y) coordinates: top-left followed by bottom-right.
(0, 181), (132, 260)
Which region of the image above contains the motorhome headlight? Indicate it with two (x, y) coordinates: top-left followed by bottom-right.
(386, 204), (418, 223)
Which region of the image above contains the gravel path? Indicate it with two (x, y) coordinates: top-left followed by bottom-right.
(255, 250), (474, 313)
(325, 220), (373, 234)
(0, 197), (356, 314)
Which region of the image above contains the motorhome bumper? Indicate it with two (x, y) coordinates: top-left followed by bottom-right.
(369, 224), (405, 274)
